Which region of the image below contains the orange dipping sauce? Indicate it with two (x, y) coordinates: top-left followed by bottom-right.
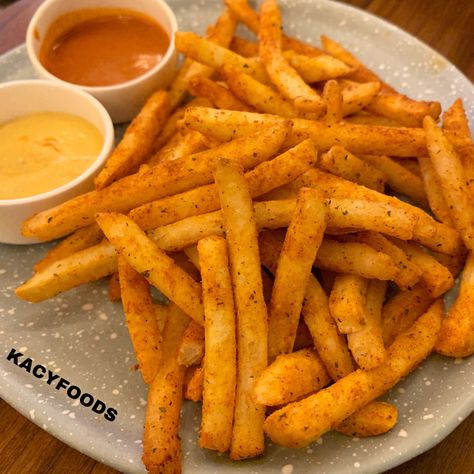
(40, 9), (170, 87)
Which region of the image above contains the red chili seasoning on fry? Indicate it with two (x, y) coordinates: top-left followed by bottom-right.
(40, 9), (170, 87)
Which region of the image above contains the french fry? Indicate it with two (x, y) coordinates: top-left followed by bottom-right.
(95, 90), (171, 189)
(118, 256), (163, 384)
(336, 401), (398, 437)
(345, 112), (403, 127)
(319, 146), (386, 192)
(184, 366), (204, 402)
(33, 223), (103, 272)
(142, 304), (190, 473)
(436, 251), (474, 358)
(22, 122), (290, 241)
(322, 80), (343, 124)
(424, 116), (474, 251)
(347, 280), (388, 369)
(329, 275), (368, 334)
(267, 188), (327, 360)
(96, 212), (205, 325)
(230, 35), (259, 57)
(219, 64), (298, 118)
(258, 0), (324, 114)
(263, 300), (443, 448)
(198, 236), (237, 453)
(393, 157), (421, 177)
(213, 159), (268, 460)
(253, 348), (331, 406)
(339, 80), (382, 116)
(107, 271), (121, 302)
(381, 284), (433, 346)
(177, 321), (204, 367)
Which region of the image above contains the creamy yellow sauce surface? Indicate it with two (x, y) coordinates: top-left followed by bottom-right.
(0, 112), (103, 199)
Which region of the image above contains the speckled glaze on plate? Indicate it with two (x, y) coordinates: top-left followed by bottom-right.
(0, 1), (473, 473)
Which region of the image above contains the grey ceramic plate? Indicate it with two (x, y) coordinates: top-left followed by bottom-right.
(0, 1), (473, 473)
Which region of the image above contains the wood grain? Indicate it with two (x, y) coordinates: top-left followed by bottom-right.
(0, 1), (473, 473)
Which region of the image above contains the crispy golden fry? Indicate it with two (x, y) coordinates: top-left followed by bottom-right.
(267, 188), (327, 360)
(259, 0), (324, 114)
(347, 280), (388, 370)
(33, 223), (103, 272)
(22, 122), (290, 241)
(143, 304), (190, 474)
(390, 238), (454, 298)
(322, 80), (343, 124)
(253, 348), (331, 406)
(118, 256), (163, 384)
(95, 90), (171, 189)
(381, 284), (433, 346)
(214, 159), (268, 460)
(198, 236), (237, 452)
(436, 251), (474, 358)
(177, 321), (204, 367)
(263, 300), (443, 448)
(424, 116), (474, 251)
(358, 154), (428, 208)
(329, 275), (368, 334)
(339, 80), (382, 117)
(230, 35), (259, 57)
(96, 212), (204, 325)
(130, 138), (315, 231)
(345, 112), (403, 127)
(220, 65), (297, 117)
(107, 271), (121, 302)
(187, 75), (251, 111)
(184, 366), (204, 402)
(319, 146), (386, 192)
(336, 401), (398, 437)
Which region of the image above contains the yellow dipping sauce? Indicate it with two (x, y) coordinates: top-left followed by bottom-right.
(0, 112), (103, 200)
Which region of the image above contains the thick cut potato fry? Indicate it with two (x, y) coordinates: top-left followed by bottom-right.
(184, 366), (204, 402)
(319, 146), (386, 192)
(96, 213), (204, 325)
(95, 90), (171, 189)
(118, 256), (163, 384)
(443, 98), (472, 140)
(322, 80), (343, 124)
(214, 159), (268, 460)
(336, 401), (397, 437)
(424, 116), (474, 251)
(198, 236), (237, 452)
(263, 300), (443, 448)
(345, 112), (403, 127)
(267, 188), (327, 360)
(436, 251), (474, 358)
(382, 284), (433, 346)
(33, 223), (103, 272)
(142, 304), (190, 474)
(259, 0), (324, 114)
(220, 65), (297, 117)
(253, 348), (331, 406)
(22, 122), (290, 241)
(329, 275), (368, 334)
(130, 139), (316, 231)
(347, 280), (388, 370)
(177, 321), (204, 366)
(339, 80), (382, 117)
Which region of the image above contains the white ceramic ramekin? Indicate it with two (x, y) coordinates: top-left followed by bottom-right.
(26, 0), (178, 123)
(0, 80), (114, 245)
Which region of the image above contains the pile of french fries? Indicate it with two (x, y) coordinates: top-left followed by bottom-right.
(16, 0), (474, 472)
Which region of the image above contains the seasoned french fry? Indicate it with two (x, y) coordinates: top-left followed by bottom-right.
(443, 98), (473, 140)
(22, 122), (290, 241)
(142, 304), (190, 473)
(177, 321), (204, 367)
(267, 188), (327, 360)
(184, 366), (204, 402)
(118, 256), (163, 384)
(259, 0), (324, 114)
(339, 80), (381, 116)
(336, 401), (398, 437)
(107, 271), (121, 302)
(198, 236), (237, 452)
(322, 80), (343, 124)
(263, 300), (443, 448)
(230, 35), (259, 57)
(214, 159), (268, 460)
(319, 146), (386, 192)
(381, 284), (433, 346)
(329, 275), (368, 334)
(253, 348), (331, 406)
(436, 251), (474, 358)
(347, 280), (388, 370)
(345, 112), (403, 127)
(96, 212), (205, 325)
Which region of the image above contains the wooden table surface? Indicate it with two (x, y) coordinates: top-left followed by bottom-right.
(0, 0), (473, 473)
